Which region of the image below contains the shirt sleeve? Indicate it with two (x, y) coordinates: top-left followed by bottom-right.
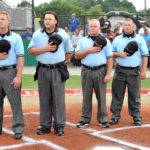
(15, 35), (24, 56)
(27, 33), (36, 50)
(139, 36), (149, 56)
(112, 37), (119, 52)
(75, 38), (83, 52)
(104, 39), (113, 57)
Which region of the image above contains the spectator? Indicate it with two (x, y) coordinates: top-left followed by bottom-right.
(64, 26), (72, 37)
(85, 19), (90, 36)
(77, 25), (84, 36)
(70, 27), (83, 66)
(100, 16), (111, 35)
(99, 16), (105, 28)
(142, 27), (150, 67)
(21, 27), (32, 40)
(114, 22), (123, 36)
(104, 26), (116, 43)
(71, 27), (83, 48)
(138, 22), (150, 35)
(68, 13), (80, 33)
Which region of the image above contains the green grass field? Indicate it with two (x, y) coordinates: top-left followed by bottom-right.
(22, 74), (150, 89)
(3, 74), (149, 106)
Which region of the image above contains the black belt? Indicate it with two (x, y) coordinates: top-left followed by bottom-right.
(0, 65), (16, 71)
(117, 64), (140, 70)
(38, 62), (63, 69)
(82, 64), (106, 70)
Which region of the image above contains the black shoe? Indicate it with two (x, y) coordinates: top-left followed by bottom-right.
(109, 118), (119, 125)
(76, 121), (89, 128)
(54, 128), (64, 136)
(133, 118), (142, 126)
(0, 130), (2, 134)
(14, 133), (22, 140)
(36, 126), (51, 135)
(98, 122), (109, 128)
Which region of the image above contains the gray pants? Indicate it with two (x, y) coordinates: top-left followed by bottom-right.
(80, 67), (108, 123)
(38, 67), (65, 129)
(110, 65), (141, 120)
(0, 68), (24, 134)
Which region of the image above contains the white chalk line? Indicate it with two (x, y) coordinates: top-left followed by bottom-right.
(66, 121), (150, 150)
(2, 128), (68, 150)
(2, 112), (150, 150)
(1, 113), (68, 150)
(0, 142), (37, 150)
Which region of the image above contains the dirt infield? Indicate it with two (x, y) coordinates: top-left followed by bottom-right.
(1, 99), (150, 150)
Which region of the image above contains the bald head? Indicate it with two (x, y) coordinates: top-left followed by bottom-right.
(89, 19), (100, 27)
(88, 19), (100, 36)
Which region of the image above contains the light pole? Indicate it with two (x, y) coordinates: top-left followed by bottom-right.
(144, 0), (147, 12)
(32, 0), (35, 32)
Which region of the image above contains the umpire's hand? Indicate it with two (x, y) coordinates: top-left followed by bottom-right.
(140, 68), (147, 80)
(103, 73), (111, 83)
(0, 52), (8, 60)
(43, 43), (57, 52)
(88, 46), (102, 53)
(12, 76), (21, 90)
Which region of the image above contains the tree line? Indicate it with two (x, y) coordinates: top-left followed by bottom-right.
(18, 0), (150, 24)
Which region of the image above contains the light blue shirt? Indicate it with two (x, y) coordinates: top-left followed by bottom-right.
(75, 36), (112, 67)
(143, 34), (150, 52)
(112, 34), (149, 67)
(0, 32), (24, 67)
(28, 28), (74, 64)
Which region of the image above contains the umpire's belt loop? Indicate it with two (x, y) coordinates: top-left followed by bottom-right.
(0, 65), (16, 71)
(38, 62), (64, 69)
(117, 64), (140, 70)
(82, 64), (106, 70)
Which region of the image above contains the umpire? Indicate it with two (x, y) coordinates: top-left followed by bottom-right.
(28, 11), (73, 136)
(75, 19), (113, 128)
(110, 18), (149, 126)
(0, 11), (24, 139)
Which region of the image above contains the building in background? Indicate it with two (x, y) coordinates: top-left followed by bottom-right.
(0, 0), (40, 33)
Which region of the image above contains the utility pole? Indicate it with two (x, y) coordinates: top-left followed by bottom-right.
(144, 0), (147, 12)
(32, 0), (35, 32)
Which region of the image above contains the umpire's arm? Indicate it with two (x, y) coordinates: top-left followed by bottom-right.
(140, 56), (148, 80)
(75, 46), (101, 59)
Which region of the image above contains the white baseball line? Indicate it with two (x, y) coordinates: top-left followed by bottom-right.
(2, 128), (68, 150)
(0, 142), (37, 150)
(66, 121), (150, 150)
(2, 112), (150, 150)
(1, 114), (68, 150)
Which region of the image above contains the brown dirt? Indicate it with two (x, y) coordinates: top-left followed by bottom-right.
(0, 103), (150, 150)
